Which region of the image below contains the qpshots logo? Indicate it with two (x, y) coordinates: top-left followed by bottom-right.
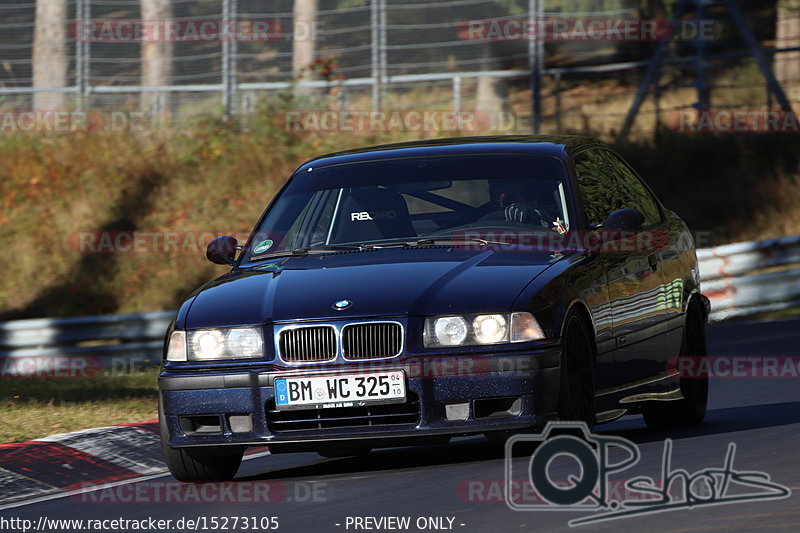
(504, 422), (790, 527)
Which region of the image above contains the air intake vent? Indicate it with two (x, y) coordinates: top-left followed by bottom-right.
(342, 322), (403, 360)
(267, 392), (420, 432)
(279, 326), (336, 362)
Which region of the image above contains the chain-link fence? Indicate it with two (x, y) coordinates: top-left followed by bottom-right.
(1, 0), (799, 138)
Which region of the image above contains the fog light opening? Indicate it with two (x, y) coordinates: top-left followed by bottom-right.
(474, 397), (522, 419)
(179, 415), (223, 435)
(445, 402), (470, 421)
(229, 414), (253, 434)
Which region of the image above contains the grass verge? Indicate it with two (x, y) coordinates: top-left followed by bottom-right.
(0, 367), (159, 443)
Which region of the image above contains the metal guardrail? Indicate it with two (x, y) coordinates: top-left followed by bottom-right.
(0, 311), (173, 376)
(0, 236), (797, 375)
(697, 235), (800, 321)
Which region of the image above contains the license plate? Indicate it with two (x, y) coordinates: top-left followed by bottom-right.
(274, 371), (406, 410)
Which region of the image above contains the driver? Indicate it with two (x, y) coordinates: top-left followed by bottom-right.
(488, 180), (549, 227)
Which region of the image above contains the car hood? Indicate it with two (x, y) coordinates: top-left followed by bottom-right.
(182, 247), (564, 328)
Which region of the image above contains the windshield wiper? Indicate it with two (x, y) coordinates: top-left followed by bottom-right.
(356, 240), (418, 250)
(249, 245), (362, 262)
(416, 236), (507, 246)
(356, 237), (508, 248)
(345, 237), (508, 249)
(249, 248), (310, 261)
(249, 238), (505, 261)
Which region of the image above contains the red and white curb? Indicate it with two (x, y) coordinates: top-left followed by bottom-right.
(0, 420), (163, 506)
(0, 421), (272, 510)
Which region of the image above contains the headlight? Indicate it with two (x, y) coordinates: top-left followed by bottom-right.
(473, 314), (507, 344)
(227, 328), (263, 357)
(433, 316), (469, 346)
(191, 329), (225, 360)
(424, 312), (544, 348)
(185, 327), (264, 360)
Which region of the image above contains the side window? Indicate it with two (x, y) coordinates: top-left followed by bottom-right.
(601, 151), (662, 226)
(573, 149), (625, 226)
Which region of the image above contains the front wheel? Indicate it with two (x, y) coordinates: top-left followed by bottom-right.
(159, 397), (244, 482)
(557, 311), (596, 427)
(643, 301), (709, 429)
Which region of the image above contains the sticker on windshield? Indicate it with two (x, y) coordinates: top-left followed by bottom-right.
(351, 211), (397, 221)
(253, 239), (274, 254)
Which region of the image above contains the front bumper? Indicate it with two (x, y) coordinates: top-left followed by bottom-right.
(159, 348), (560, 451)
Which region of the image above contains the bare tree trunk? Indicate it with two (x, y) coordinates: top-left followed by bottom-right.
(141, 0), (173, 112)
(776, 0), (800, 101)
(475, 76), (508, 117)
(293, 0), (318, 96)
(33, 0), (68, 110)
(475, 50), (508, 131)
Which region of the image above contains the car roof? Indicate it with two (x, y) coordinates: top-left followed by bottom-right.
(293, 135), (607, 174)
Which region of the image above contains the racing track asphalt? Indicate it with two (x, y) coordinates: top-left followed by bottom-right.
(3, 318), (800, 533)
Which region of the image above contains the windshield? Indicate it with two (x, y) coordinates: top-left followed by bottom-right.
(245, 154), (570, 260)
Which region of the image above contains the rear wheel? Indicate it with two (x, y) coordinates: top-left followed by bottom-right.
(159, 397), (244, 482)
(557, 311), (596, 427)
(643, 301), (708, 429)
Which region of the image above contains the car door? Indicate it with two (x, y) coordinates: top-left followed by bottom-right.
(599, 149), (670, 385)
(571, 149), (621, 390)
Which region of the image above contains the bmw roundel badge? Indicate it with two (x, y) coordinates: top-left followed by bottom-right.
(333, 299), (352, 310)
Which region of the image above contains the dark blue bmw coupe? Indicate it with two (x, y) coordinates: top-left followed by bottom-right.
(159, 136), (710, 481)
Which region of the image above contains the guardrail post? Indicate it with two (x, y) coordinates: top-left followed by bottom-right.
(379, 0), (387, 107)
(453, 75), (462, 115)
(336, 80), (348, 109)
(371, 0), (382, 110)
(554, 72), (562, 133)
(242, 90), (256, 115)
(222, 0), (238, 120)
(528, 0), (543, 134)
(75, 0), (90, 110)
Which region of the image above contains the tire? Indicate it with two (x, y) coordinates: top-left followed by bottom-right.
(643, 301), (709, 429)
(557, 311), (596, 427)
(159, 397), (244, 482)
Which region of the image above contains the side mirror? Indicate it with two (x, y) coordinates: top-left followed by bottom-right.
(206, 236), (238, 265)
(602, 209), (644, 231)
